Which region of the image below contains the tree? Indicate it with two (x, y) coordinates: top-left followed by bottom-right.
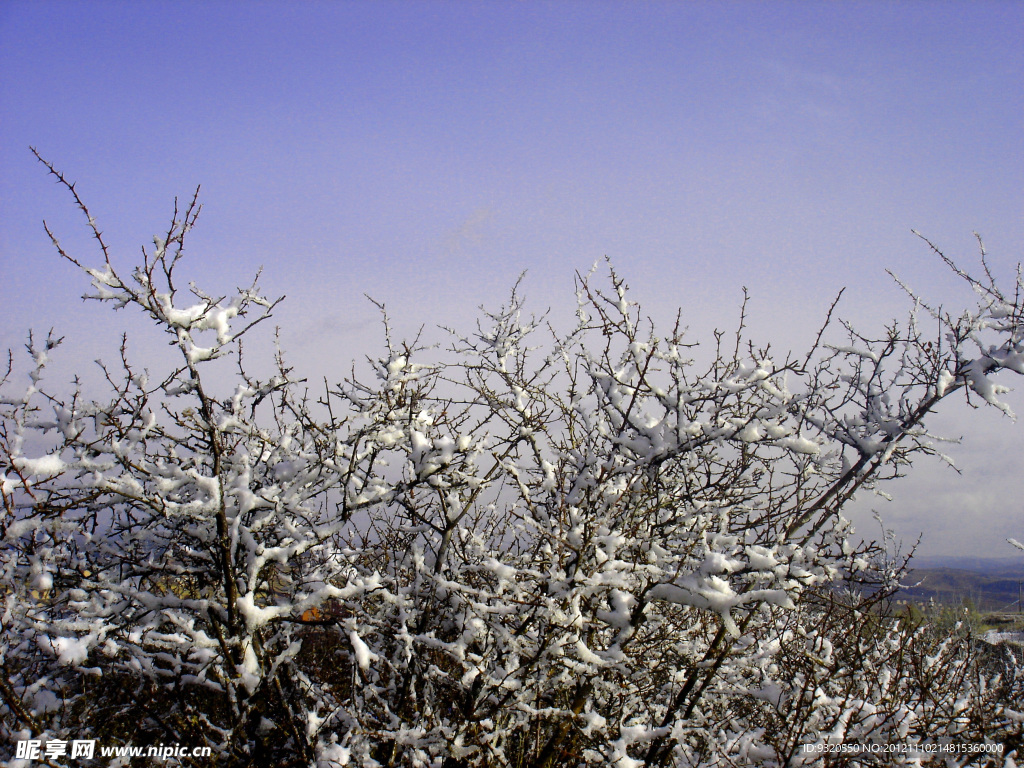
(1, 157), (1022, 766)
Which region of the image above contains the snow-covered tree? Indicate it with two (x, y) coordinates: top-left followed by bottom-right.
(2, 158), (1021, 766)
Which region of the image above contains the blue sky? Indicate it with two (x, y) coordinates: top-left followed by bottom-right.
(2, 1), (1022, 560)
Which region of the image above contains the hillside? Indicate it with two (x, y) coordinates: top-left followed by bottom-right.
(896, 560), (1024, 612)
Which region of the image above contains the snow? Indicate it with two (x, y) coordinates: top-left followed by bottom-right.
(737, 422), (763, 442)
(14, 453), (66, 476)
(349, 629), (377, 671)
(43, 636), (91, 666)
(239, 642), (262, 692)
(575, 639), (608, 666)
(195, 305), (238, 344)
(745, 546), (779, 571)
(236, 592), (289, 633)
(317, 742), (352, 766)
(31, 570), (53, 592)
(764, 423), (791, 438)
(779, 436), (820, 455)
(936, 368), (956, 397)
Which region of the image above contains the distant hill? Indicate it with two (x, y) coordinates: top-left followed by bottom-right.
(911, 555), (1024, 577)
(895, 560), (1024, 612)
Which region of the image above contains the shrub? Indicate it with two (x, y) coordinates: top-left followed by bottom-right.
(2, 156), (1022, 766)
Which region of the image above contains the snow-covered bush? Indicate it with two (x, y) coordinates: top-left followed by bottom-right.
(2, 158), (1022, 766)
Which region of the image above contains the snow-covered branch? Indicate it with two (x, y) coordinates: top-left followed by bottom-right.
(2, 167), (1022, 766)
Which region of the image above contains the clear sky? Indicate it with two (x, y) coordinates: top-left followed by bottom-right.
(2, 1), (1022, 560)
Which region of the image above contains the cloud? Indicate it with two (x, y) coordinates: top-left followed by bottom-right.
(443, 207), (496, 257)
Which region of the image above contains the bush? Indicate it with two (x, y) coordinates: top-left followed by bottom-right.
(2, 157), (1022, 766)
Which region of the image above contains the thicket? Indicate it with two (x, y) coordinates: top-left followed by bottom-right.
(2, 156), (1022, 766)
